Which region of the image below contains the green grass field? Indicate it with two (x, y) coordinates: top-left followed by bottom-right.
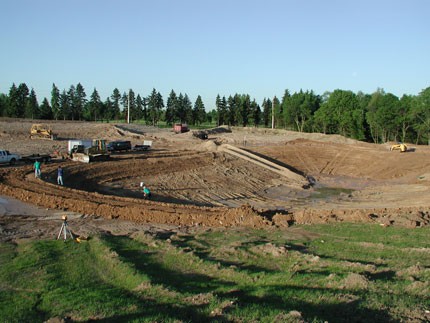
(1, 223), (429, 322)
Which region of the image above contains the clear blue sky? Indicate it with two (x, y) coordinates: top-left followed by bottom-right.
(1, 0), (429, 110)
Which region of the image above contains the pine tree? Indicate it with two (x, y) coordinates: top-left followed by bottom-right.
(87, 88), (101, 121)
(59, 90), (70, 120)
(251, 100), (261, 127)
(110, 88), (121, 120)
(262, 98), (272, 127)
(26, 88), (39, 119)
(147, 88), (163, 126)
(74, 83), (87, 120)
(51, 83), (60, 120)
(165, 90), (178, 125)
(192, 95), (206, 125)
(39, 97), (53, 119)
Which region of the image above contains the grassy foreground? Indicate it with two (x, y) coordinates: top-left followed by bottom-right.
(0, 223), (429, 322)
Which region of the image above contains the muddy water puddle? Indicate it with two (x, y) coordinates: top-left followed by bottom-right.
(265, 184), (354, 209)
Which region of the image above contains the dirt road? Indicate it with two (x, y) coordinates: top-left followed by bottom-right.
(1, 119), (429, 238)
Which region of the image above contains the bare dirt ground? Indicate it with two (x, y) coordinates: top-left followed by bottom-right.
(1, 118), (430, 242)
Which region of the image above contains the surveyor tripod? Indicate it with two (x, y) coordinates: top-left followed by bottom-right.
(57, 215), (74, 241)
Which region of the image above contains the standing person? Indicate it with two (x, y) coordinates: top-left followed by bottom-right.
(143, 184), (151, 199)
(34, 160), (41, 178)
(57, 166), (63, 185)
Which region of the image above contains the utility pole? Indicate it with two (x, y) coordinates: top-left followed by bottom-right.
(271, 96), (275, 129)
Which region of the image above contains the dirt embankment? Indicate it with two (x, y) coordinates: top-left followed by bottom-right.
(1, 119), (430, 230)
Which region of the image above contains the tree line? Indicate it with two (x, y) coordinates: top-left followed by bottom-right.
(1, 82), (429, 144)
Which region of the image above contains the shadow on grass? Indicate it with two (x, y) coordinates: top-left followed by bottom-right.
(97, 235), (401, 322)
(218, 286), (396, 323)
(169, 234), (280, 274)
(101, 235), (235, 293)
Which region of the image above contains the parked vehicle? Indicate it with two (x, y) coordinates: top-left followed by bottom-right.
(133, 140), (153, 151)
(21, 154), (52, 163)
(173, 123), (189, 133)
(107, 140), (132, 152)
(0, 150), (20, 165)
(192, 130), (208, 140)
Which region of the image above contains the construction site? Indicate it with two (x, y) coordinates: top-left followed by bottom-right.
(1, 118), (430, 242)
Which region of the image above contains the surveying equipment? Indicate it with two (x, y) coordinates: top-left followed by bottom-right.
(57, 215), (74, 241)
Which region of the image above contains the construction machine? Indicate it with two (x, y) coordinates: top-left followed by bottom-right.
(71, 139), (110, 163)
(30, 124), (57, 140)
(390, 143), (407, 152)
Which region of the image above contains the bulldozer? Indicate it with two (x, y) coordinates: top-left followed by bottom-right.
(30, 124), (57, 140)
(390, 143), (407, 152)
(71, 139), (110, 163)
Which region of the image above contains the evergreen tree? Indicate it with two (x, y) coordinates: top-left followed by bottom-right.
(0, 93), (8, 117)
(206, 109), (217, 124)
(192, 95), (206, 125)
(227, 95), (236, 126)
(51, 83), (60, 120)
(110, 88), (121, 120)
(74, 83), (87, 120)
(147, 88), (163, 126)
(7, 83), (18, 117)
(121, 92), (128, 121)
(262, 98), (272, 127)
(39, 97), (53, 119)
(103, 97), (114, 121)
(8, 83), (28, 118)
(67, 85), (76, 120)
(183, 94), (193, 124)
(26, 88), (39, 119)
(16, 83), (29, 118)
(142, 96), (148, 122)
(241, 94), (251, 127)
(176, 93), (186, 123)
(280, 89), (291, 128)
(165, 90), (178, 125)
(272, 96), (280, 128)
(251, 100), (261, 127)
(87, 88), (102, 121)
(126, 89), (136, 122)
(215, 95), (228, 126)
(59, 90), (70, 120)
(233, 94), (242, 126)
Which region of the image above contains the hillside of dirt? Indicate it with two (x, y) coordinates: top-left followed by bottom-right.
(1, 118), (430, 242)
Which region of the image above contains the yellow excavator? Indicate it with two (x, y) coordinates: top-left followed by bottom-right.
(390, 142), (407, 152)
(30, 124), (57, 140)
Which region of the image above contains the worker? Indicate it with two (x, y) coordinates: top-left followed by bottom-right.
(33, 160), (41, 178)
(143, 184), (151, 199)
(57, 166), (63, 185)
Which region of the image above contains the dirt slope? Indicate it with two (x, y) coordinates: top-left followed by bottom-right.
(1, 119), (429, 230)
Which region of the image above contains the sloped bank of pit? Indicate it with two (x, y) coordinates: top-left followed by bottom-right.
(0, 148), (429, 228)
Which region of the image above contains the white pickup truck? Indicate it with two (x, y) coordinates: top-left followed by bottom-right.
(0, 150), (21, 165)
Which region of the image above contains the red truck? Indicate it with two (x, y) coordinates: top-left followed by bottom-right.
(173, 123), (189, 133)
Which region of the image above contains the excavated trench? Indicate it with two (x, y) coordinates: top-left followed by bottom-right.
(2, 132), (430, 228)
